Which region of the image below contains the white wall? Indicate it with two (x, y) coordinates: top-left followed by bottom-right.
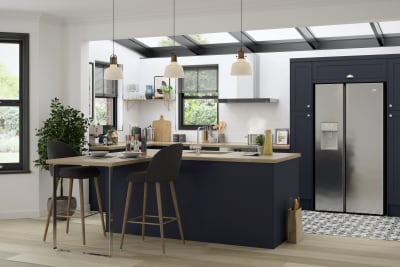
(0, 12), (65, 218)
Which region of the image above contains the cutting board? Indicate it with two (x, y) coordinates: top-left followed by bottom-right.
(152, 115), (171, 142)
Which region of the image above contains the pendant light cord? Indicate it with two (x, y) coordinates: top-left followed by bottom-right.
(112, 0), (115, 55)
(240, 0), (243, 51)
(173, 0), (176, 52)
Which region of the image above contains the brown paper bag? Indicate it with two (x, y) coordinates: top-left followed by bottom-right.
(287, 208), (303, 243)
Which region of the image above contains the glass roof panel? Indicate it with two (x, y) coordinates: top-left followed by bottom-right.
(379, 21), (400, 34)
(135, 36), (181, 47)
(309, 23), (374, 38)
(246, 28), (303, 41)
(188, 32), (239, 45)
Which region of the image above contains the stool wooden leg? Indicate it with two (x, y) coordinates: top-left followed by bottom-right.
(169, 181), (185, 244)
(155, 182), (165, 254)
(94, 177), (106, 237)
(43, 177), (60, 242)
(66, 178), (74, 234)
(141, 182), (148, 241)
(79, 179), (86, 245)
(120, 181), (133, 249)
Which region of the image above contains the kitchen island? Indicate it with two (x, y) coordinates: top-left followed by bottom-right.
(90, 150), (300, 249)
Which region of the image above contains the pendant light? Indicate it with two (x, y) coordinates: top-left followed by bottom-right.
(230, 0), (252, 76)
(164, 0), (184, 78)
(104, 0), (123, 80)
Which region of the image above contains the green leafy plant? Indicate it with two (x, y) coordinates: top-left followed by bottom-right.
(255, 134), (264, 146)
(34, 98), (91, 171)
(160, 81), (173, 93)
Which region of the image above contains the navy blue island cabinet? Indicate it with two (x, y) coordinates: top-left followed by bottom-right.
(91, 151), (301, 249)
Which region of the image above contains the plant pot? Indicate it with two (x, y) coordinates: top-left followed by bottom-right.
(257, 145), (263, 154)
(47, 196), (77, 221)
(163, 92), (170, 100)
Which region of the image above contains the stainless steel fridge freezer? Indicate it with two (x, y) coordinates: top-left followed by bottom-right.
(315, 83), (384, 215)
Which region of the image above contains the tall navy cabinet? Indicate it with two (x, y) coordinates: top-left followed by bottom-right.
(290, 54), (400, 216)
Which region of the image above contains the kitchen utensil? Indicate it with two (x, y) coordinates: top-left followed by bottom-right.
(152, 115), (171, 142)
(146, 126), (155, 141)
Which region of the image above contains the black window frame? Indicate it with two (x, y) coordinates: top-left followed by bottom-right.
(94, 61), (119, 128)
(178, 65), (219, 130)
(0, 32), (29, 174)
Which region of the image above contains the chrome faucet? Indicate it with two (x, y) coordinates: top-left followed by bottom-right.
(195, 126), (204, 155)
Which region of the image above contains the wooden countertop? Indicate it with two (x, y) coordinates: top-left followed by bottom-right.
(47, 149), (300, 166)
(90, 141), (290, 151)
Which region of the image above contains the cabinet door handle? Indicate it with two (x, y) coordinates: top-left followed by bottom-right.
(306, 104), (311, 108)
(389, 114), (393, 118)
(307, 114), (311, 117)
(346, 74), (354, 79)
(389, 104), (393, 108)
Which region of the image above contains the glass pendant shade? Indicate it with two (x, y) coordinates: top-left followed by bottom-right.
(164, 52), (184, 78)
(104, 55), (123, 80)
(230, 49), (252, 76)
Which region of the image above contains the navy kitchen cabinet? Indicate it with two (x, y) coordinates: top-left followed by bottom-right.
(290, 62), (313, 111)
(387, 57), (400, 111)
(290, 111), (314, 210)
(387, 111), (400, 216)
(313, 58), (386, 83)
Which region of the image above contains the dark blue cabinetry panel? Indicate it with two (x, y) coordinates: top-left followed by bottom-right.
(387, 111), (400, 216)
(290, 62), (313, 111)
(387, 58), (400, 111)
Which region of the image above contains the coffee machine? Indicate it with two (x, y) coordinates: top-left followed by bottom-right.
(89, 125), (103, 146)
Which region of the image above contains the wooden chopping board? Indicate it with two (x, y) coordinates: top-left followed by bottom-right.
(152, 115), (171, 142)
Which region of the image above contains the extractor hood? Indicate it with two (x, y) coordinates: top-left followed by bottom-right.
(218, 54), (279, 104)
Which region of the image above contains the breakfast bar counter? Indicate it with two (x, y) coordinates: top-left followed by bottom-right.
(87, 150), (300, 250)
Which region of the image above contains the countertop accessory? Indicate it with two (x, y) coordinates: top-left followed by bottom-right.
(263, 129), (273, 155)
(152, 115), (171, 142)
(104, 0), (123, 80)
(121, 151), (141, 158)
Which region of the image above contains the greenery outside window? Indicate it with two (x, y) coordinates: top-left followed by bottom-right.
(94, 61), (118, 127)
(178, 65), (218, 130)
(0, 33), (29, 173)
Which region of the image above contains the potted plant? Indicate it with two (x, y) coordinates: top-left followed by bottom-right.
(159, 81), (174, 100)
(34, 98), (91, 218)
(255, 134), (264, 154)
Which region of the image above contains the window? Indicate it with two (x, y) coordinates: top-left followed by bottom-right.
(0, 33), (29, 173)
(178, 65), (218, 130)
(94, 62), (118, 127)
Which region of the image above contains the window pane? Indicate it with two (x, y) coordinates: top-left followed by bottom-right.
(309, 23), (374, 38)
(246, 28), (303, 41)
(183, 69), (198, 92)
(94, 66), (104, 96)
(188, 32), (239, 45)
(198, 68), (218, 92)
(0, 43), (19, 100)
(0, 106), (19, 163)
(135, 36), (181, 47)
(379, 20), (400, 35)
(183, 98), (217, 126)
(94, 98), (114, 125)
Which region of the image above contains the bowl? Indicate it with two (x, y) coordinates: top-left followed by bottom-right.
(89, 151), (108, 157)
(121, 151), (141, 158)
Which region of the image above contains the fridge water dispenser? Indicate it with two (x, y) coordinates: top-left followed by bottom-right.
(320, 122), (338, 150)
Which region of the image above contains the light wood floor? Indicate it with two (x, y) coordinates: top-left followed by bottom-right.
(0, 218), (399, 267)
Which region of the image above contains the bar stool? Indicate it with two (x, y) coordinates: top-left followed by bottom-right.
(43, 141), (106, 245)
(120, 144), (184, 253)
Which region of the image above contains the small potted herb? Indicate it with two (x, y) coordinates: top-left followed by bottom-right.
(255, 134), (264, 154)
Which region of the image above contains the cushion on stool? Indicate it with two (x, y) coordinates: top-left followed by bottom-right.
(59, 166), (100, 179)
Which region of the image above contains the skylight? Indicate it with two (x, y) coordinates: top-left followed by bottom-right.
(379, 21), (400, 35)
(188, 32), (239, 45)
(309, 23), (374, 38)
(246, 28), (303, 42)
(135, 36), (181, 47)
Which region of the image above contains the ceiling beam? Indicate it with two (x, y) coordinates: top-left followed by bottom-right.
(296, 27), (318, 49)
(169, 35), (203, 55)
(370, 22), (385, 46)
(229, 31), (257, 53)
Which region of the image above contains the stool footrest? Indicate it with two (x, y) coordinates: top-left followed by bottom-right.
(127, 215), (177, 226)
(55, 210), (102, 219)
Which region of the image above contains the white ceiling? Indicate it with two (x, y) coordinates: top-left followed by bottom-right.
(1, 0), (400, 35)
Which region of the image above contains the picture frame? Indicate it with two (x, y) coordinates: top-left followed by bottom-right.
(88, 62), (94, 119)
(275, 128), (289, 145)
(154, 76), (171, 99)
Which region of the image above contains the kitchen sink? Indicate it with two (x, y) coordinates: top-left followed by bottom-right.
(185, 150), (232, 155)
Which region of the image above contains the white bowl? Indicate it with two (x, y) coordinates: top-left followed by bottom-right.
(89, 151), (108, 157)
(121, 151), (141, 158)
